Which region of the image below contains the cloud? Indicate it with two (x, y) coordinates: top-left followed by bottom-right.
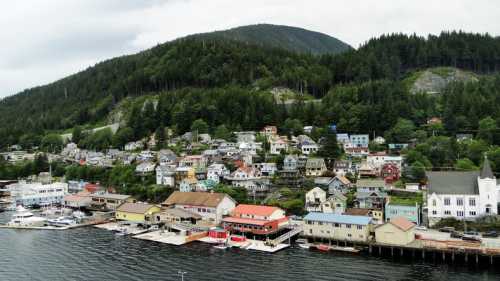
(1, 0), (499, 97)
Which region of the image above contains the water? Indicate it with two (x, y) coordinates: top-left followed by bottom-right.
(0, 212), (498, 281)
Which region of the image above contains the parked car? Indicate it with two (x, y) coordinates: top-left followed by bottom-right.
(415, 226), (428, 231)
(439, 227), (455, 233)
(450, 231), (463, 239)
(462, 235), (481, 242)
(464, 230), (479, 236)
(483, 231), (499, 238)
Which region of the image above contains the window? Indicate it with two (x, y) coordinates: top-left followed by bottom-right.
(432, 210), (437, 215)
(357, 225), (363, 230)
(347, 234), (352, 238)
(346, 224), (351, 228)
(456, 198), (463, 206)
(444, 210), (451, 215)
(444, 198), (451, 206)
(469, 211), (476, 216)
(457, 211), (464, 217)
(432, 200), (436, 207)
(469, 198), (476, 206)
(334, 223), (340, 228)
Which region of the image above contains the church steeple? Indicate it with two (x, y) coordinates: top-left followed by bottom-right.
(480, 155), (495, 179)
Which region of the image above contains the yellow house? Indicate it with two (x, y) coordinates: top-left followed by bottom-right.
(115, 203), (161, 223)
(375, 216), (415, 246)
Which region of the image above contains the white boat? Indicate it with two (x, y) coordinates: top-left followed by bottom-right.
(114, 227), (129, 236)
(213, 244), (229, 250)
(7, 206), (47, 227)
(47, 216), (77, 227)
(298, 243), (311, 249)
(72, 211), (86, 220)
(329, 245), (360, 253)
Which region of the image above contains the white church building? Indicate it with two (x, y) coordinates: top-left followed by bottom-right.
(426, 157), (499, 226)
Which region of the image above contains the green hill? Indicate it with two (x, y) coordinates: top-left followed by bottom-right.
(186, 24), (352, 55)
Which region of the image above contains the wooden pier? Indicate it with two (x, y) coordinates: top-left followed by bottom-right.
(302, 236), (500, 266)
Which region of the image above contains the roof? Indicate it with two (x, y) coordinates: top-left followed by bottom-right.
(388, 216), (415, 231)
(344, 208), (372, 216)
(160, 208), (202, 219)
(117, 203), (158, 214)
(304, 212), (371, 225)
(480, 157), (495, 179)
(335, 175), (351, 185)
(163, 191), (233, 208)
(233, 204), (280, 217)
(63, 194), (91, 202)
(356, 179), (385, 188)
(92, 193), (131, 200)
(222, 217), (269, 226)
(426, 171), (479, 195)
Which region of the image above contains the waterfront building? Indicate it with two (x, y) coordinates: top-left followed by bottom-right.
(89, 193), (135, 211)
(162, 191), (236, 224)
(222, 204), (288, 236)
(385, 202), (420, 225)
(115, 203), (161, 223)
(375, 216), (415, 246)
(303, 213), (372, 242)
(8, 181), (68, 207)
(426, 157), (499, 226)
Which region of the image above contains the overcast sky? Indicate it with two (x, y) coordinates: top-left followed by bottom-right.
(1, 0), (499, 98)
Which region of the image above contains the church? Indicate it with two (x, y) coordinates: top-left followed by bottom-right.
(426, 157), (499, 226)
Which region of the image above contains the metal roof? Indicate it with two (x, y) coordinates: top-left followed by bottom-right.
(304, 212), (372, 225)
(426, 171), (479, 195)
(480, 157), (495, 179)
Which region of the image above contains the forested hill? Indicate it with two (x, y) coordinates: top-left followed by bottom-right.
(186, 24), (352, 55)
(2, 29), (500, 147)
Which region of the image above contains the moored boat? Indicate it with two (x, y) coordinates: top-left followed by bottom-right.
(7, 206), (47, 227)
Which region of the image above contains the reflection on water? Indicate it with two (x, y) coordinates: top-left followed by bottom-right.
(0, 212), (498, 281)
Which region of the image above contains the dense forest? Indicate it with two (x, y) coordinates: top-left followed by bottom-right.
(2, 28), (500, 150)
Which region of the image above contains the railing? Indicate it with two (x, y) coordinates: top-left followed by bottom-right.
(267, 225), (303, 247)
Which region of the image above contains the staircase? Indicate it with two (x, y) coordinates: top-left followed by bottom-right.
(267, 225), (303, 247)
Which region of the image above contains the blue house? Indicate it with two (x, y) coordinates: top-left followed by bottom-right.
(385, 202), (420, 225)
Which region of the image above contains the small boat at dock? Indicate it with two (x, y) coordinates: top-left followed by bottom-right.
(312, 244), (360, 253)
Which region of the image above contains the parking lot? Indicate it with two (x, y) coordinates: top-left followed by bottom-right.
(415, 228), (500, 248)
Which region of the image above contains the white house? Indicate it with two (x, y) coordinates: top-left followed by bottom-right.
(252, 163), (277, 177)
(8, 181), (68, 207)
(156, 165), (175, 186)
(305, 187), (327, 212)
(349, 134), (370, 148)
(270, 137), (288, 155)
(426, 158), (499, 226)
(224, 166), (261, 191)
(207, 163), (230, 183)
(136, 161), (156, 175)
(367, 152), (403, 172)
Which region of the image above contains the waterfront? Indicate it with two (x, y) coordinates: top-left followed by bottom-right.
(0, 213), (498, 281)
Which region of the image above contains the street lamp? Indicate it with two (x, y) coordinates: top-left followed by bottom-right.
(178, 270), (187, 281)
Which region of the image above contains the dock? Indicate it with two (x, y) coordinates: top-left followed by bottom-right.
(0, 220), (107, 230)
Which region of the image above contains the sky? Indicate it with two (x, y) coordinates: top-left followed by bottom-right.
(1, 0), (499, 98)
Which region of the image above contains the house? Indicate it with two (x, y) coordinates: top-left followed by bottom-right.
(358, 161), (378, 178)
(426, 157), (499, 226)
(456, 134), (473, 142)
(323, 191), (347, 214)
(349, 134), (369, 148)
(155, 208), (202, 225)
(299, 137), (319, 155)
(156, 165), (175, 186)
(222, 204), (288, 236)
(124, 141), (143, 151)
(195, 179), (217, 192)
(115, 203), (161, 223)
(179, 178), (198, 192)
(157, 149), (177, 165)
(345, 147), (369, 158)
(344, 208), (384, 223)
(179, 155), (207, 169)
(355, 190), (387, 210)
(270, 137), (288, 155)
(224, 166), (261, 191)
(336, 133), (350, 147)
(303, 213), (372, 242)
(162, 191), (236, 224)
(261, 126), (278, 138)
(381, 163), (400, 184)
(305, 187), (327, 212)
(135, 161), (156, 175)
(235, 131), (256, 143)
(305, 158), (327, 177)
(385, 202), (420, 225)
(63, 193), (92, 209)
(333, 160), (353, 176)
(253, 163), (277, 177)
(89, 193), (135, 211)
(375, 216), (415, 246)
(283, 155), (299, 171)
(374, 136), (386, 145)
(206, 163), (230, 183)
(366, 152), (403, 172)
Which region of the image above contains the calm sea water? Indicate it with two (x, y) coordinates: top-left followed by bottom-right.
(0, 212), (498, 281)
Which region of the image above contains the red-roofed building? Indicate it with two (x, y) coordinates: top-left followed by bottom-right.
(222, 204), (288, 236)
(381, 163), (400, 184)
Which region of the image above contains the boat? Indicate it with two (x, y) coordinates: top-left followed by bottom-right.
(7, 206), (47, 227)
(330, 245), (360, 253)
(47, 216), (77, 227)
(316, 244), (330, 252)
(298, 243), (311, 249)
(114, 227), (129, 236)
(213, 243), (229, 250)
(296, 238), (311, 249)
